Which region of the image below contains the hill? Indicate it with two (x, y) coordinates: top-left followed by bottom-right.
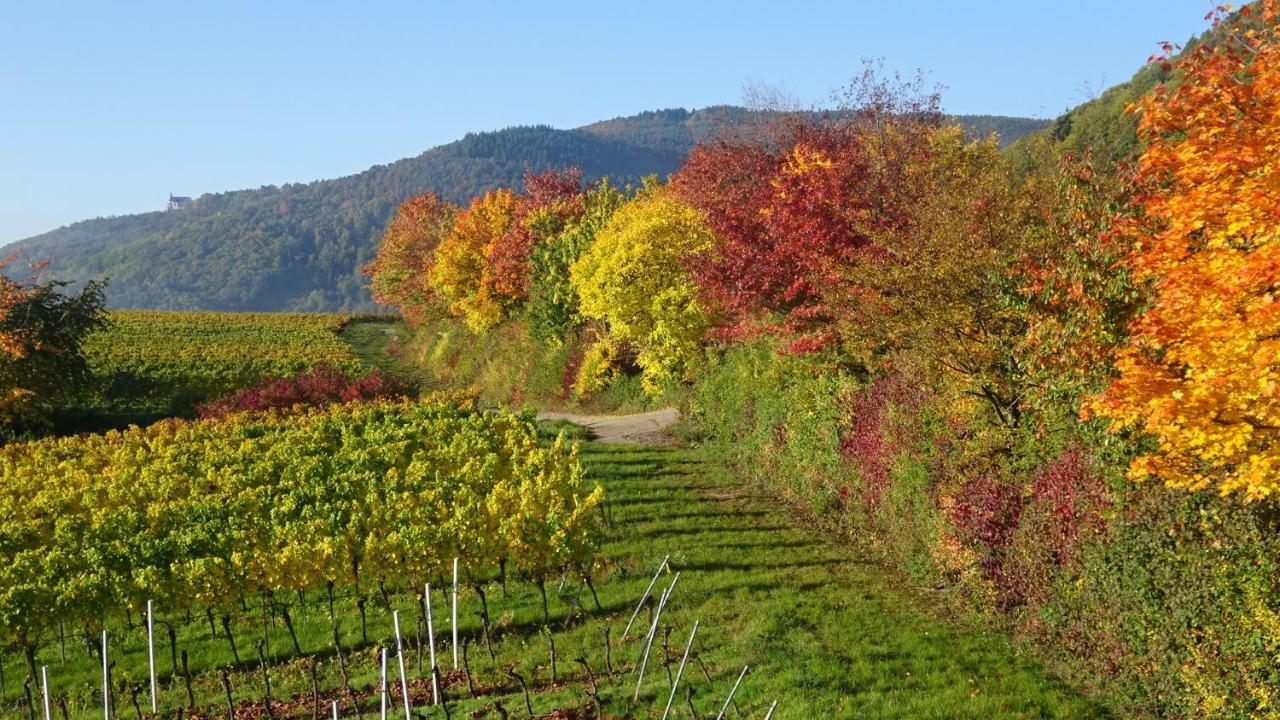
(6, 109), (1048, 312)
(1017, 4), (1274, 165)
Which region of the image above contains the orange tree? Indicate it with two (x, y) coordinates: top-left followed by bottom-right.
(1091, 1), (1280, 501)
(430, 189), (517, 332)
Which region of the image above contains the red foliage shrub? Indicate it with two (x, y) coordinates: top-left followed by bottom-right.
(1006, 447), (1112, 605)
(947, 468), (1026, 588)
(838, 370), (928, 510)
(1028, 447), (1110, 566)
(197, 364), (412, 418)
(672, 116), (936, 351)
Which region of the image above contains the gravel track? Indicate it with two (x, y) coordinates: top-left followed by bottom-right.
(536, 407), (678, 444)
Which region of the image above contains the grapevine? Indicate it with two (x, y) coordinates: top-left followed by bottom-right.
(0, 395), (601, 669)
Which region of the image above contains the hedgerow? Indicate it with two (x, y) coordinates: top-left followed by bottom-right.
(363, 8), (1280, 713)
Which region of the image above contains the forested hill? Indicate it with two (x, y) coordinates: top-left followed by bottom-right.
(1014, 4), (1275, 165)
(6, 109), (1049, 312)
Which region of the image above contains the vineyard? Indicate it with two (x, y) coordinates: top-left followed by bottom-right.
(78, 312), (372, 417)
(0, 395), (606, 714)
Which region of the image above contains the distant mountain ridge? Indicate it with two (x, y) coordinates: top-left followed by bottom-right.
(7, 108), (1049, 312)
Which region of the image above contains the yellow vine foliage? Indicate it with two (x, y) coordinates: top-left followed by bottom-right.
(571, 187), (717, 396)
(572, 335), (621, 398)
(430, 189), (516, 333)
(1091, 1), (1280, 501)
(0, 397), (600, 647)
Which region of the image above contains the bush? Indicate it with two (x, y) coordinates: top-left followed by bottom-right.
(1038, 486), (1280, 717)
(196, 364), (413, 418)
(838, 370), (928, 512)
(571, 185), (716, 396)
(526, 181), (626, 344)
(410, 315), (651, 413)
(0, 275), (108, 436)
(1005, 447), (1110, 607)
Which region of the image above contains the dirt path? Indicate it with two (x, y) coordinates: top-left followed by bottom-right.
(536, 407), (678, 444)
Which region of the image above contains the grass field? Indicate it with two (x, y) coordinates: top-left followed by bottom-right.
(10, 437), (1102, 719)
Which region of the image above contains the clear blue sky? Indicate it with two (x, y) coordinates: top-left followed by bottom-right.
(0, 0), (1218, 246)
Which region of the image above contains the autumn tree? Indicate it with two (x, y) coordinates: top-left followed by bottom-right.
(833, 127), (1030, 425)
(1008, 143), (1139, 424)
(429, 189), (516, 332)
(570, 185), (718, 396)
(1091, 1), (1280, 501)
(487, 169), (584, 304)
(670, 140), (781, 336)
(363, 192), (456, 324)
(0, 263), (108, 435)
(672, 72), (942, 351)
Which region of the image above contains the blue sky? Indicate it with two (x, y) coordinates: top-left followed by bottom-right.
(0, 0), (1217, 245)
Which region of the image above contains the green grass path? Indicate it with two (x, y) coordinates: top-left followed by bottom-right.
(334, 323), (1101, 717)
(574, 442), (1104, 719)
(339, 318), (435, 386)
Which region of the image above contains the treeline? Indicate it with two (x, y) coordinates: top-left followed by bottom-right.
(366, 5), (1280, 717)
(7, 110), (1047, 313)
(11, 127), (681, 313)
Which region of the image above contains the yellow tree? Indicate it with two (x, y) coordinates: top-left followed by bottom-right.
(430, 189), (516, 332)
(570, 186), (717, 396)
(1091, 1), (1280, 501)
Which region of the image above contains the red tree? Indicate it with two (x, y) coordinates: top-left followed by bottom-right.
(363, 192), (456, 324)
(486, 168), (585, 302)
(672, 113), (936, 350)
(671, 141), (782, 337)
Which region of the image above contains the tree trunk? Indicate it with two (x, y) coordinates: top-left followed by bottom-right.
(181, 650), (196, 709)
(255, 640), (275, 720)
(538, 578), (550, 626)
(474, 583), (496, 660)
